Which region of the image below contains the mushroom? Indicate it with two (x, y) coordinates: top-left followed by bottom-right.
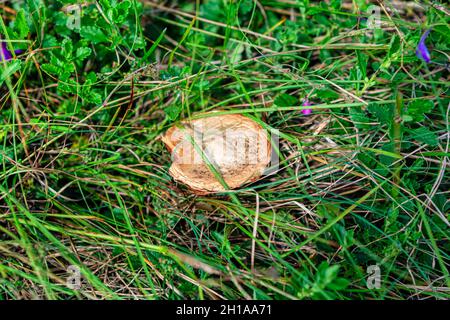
(162, 113), (272, 194)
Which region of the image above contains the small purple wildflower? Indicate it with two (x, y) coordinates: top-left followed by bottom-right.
(301, 99), (313, 115)
(0, 42), (22, 61)
(416, 29), (432, 63)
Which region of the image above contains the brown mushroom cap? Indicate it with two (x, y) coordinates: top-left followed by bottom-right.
(162, 113), (272, 194)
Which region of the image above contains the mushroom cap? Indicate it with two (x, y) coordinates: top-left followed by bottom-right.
(162, 113), (272, 194)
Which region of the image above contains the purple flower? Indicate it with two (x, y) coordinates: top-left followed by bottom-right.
(301, 99), (313, 115)
(416, 29), (432, 63)
(0, 42), (22, 61)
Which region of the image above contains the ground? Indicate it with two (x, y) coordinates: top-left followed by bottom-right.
(0, 0), (449, 299)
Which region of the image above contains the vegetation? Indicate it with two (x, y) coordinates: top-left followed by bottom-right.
(0, 0), (449, 299)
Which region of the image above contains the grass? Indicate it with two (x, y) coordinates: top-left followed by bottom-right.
(0, 0), (449, 300)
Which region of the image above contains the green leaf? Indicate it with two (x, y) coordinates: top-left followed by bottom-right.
(84, 72), (98, 85)
(327, 278), (350, 290)
(274, 93), (297, 107)
(104, 0), (131, 24)
(116, 1), (131, 22)
(406, 100), (433, 122)
(379, 142), (395, 166)
(356, 50), (368, 79)
(238, 0), (254, 15)
(388, 35), (400, 59)
(164, 105), (182, 121)
(62, 38), (73, 60)
(76, 47), (92, 61)
(401, 114), (413, 122)
(410, 127), (439, 147)
(315, 89), (339, 100)
(330, 0), (341, 9)
(323, 264), (340, 284)
(0, 60), (22, 85)
(15, 9), (30, 39)
(306, 6), (322, 15)
(349, 107), (370, 129)
(368, 103), (394, 125)
(41, 63), (61, 75)
(99, 0), (112, 9)
(58, 79), (78, 94)
(80, 26), (109, 44)
(80, 90), (102, 105)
